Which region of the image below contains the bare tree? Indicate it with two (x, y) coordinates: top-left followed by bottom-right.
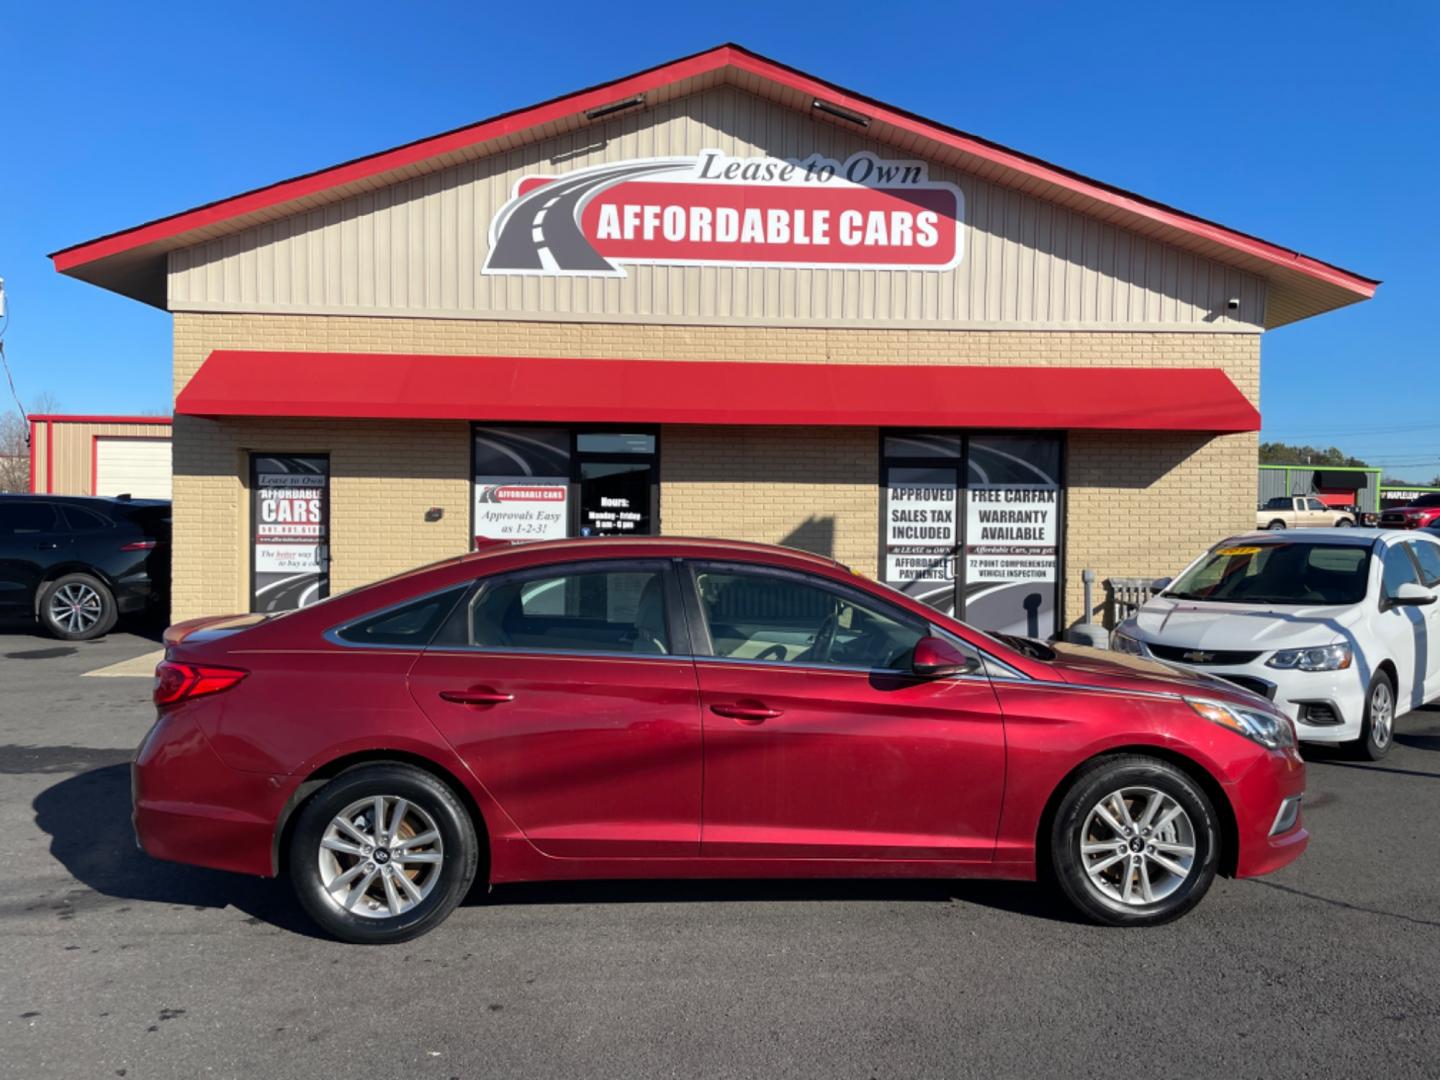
(0, 392), (61, 493)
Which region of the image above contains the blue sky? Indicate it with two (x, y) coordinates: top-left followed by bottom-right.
(2, 2), (1435, 474)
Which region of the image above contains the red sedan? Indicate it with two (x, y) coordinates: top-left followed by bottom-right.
(135, 538), (1307, 943)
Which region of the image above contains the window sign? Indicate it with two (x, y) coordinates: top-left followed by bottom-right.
(579, 461), (652, 536)
(473, 427), (571, 543)
(251, 454), (329, 612)
(963, 435), (1061, 637)
(883, 466), (959, 611)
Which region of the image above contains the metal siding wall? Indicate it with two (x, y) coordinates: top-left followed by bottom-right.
(1257, 467), (1288, 504)
(169, 88), (1265, 330)
(42, 423), (173, 496)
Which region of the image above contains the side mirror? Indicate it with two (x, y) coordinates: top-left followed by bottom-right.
(1386, 582), (1438, 610)
(912, 636), (981, 678)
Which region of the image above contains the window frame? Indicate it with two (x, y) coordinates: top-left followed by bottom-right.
(680, 558), (959, 676)
(1409, 538), (1440, 588)
(427, 557), (691, 661)
(0, 499), (64, 535)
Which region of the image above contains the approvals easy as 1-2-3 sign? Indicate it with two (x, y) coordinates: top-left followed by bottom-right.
(483, 151), (964, 277)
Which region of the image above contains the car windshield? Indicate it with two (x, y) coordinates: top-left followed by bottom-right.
(1408, 494), (1440, 508)
(1164, 541), (1372, 606)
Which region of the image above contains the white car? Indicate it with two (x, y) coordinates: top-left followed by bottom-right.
(1111, 529), (1440, 759)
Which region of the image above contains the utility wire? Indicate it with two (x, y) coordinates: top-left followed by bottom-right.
(0, 296), (29, 449)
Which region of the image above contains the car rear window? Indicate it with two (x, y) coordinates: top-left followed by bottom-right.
(119, 505), (172, 533)
(62, 506), (114, 531)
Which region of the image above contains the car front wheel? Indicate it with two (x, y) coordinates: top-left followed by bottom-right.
(1354, 671), (1395, 761)
(1266, 519), (1286, 530)
(289, 764), (480, 944)
(1050, 756), (1219, 927)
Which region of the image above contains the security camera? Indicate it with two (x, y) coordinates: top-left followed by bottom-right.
(1226, 297), (1240, 311)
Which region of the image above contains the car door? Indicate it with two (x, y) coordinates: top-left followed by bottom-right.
(0, 501), (66, 615)
(1374, 543), (1427, 711)
(407, 559), (704, 858)
(1403, 538), (1440, 700)
(1304, 498), (1327, 527)
(684, 561), (1005, 862)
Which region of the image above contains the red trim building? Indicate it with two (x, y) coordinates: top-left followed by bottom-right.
(27, 414), (173, 499)
(49, 45), (1373, 632)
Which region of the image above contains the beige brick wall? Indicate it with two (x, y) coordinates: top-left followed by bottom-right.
(171, 312), (1260, 626)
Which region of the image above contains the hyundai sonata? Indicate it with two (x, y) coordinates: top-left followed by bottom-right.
(135, 538), (1306, 943)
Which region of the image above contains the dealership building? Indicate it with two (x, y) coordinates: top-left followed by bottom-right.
(49, 45), (1376, 633)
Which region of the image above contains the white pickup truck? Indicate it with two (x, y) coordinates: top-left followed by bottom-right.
(1256, 495), (1356, 529)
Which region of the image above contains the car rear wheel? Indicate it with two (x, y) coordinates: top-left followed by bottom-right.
(37, 573), (117, 641)
(1353, 672), (1395, 761)
(1050, 756), (1219, 927)
(289, 764), (480, 944)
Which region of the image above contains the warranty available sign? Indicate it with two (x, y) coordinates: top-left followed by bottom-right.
(482, 151), (964, 276)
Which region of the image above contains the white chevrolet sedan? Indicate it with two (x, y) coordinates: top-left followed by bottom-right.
(1112, 530), (1440, 759)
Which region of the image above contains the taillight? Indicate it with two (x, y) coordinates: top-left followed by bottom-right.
(121, 540), (158, 552)
(153, 660), (248, 706)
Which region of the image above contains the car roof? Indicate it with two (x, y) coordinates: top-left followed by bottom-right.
(1218, 528), (1430, 547)
(456, 535), (847, 570)
(0, 493), (169, 507)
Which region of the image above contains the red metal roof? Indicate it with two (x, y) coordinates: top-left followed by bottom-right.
(175, 351), (1260, 433)
(49, 44), (1376, 324)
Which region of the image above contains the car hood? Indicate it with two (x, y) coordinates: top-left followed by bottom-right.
(1046, 643), (1271, 706)
(1129, 594), (1362, 650)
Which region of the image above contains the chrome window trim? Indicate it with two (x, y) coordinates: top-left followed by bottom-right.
(323, 583), (471, 651)
(420, 643), (695, 663)
(929, 623), (1028, 681)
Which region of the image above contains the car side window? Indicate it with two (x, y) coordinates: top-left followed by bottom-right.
(1306, 499), (1326, 512)
(1407, 541), (1440, 588)
(469, 566), (671, 655)
(61, 506), (114, 531)
(335, 586), (468, 647)
(0, 502), (61, 534)
(1381, 545), (1421, 599)
(693, 567), (925, 671)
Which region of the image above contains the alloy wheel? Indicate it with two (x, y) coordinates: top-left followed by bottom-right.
(1079, 786), (1197, 906)
(48, 582), (103, 635)
(317, 795), (445, 919)
(1370, 682), (1394, 749)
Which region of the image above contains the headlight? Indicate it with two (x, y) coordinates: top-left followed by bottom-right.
(1111, 629), (1144, 656)
(1187, 697), (1295, 750)
(1266, 644), (1352, 672)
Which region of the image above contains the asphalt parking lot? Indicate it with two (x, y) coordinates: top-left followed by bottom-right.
(3, 629), (1439, 1079)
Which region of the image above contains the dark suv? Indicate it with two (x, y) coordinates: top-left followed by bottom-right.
(0, 495), (171, 640)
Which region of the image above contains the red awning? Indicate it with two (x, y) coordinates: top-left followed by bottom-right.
(175, 351), (1260, 432)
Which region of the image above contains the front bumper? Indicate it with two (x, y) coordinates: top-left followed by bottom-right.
(1230, 747), (1309, 879)
(132, 707), (289, 877)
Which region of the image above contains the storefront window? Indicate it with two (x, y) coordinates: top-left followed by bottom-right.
(472, 426), (658, 544)
(250, 454), (329, 612)
(881, 431), (1062, 638)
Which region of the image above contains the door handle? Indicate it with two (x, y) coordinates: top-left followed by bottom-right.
(439, 688), (515, 706)
(36, 542), (60, 551)
(711, 702), (783, 724)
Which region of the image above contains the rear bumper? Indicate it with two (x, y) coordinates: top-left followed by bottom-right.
(1230, 748), (1309, 878)
(132, 708), (288, 877)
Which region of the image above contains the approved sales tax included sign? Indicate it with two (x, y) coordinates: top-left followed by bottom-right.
(483, 150), (964, 277)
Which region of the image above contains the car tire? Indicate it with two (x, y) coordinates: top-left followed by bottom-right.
(1050, 755), (1220, 927)
(37, 573), (118, 641)
(1266, 519), (1286, 530)
(1335, 519), (1355, 528)
(1353, 671), (1395, 761)
(289, 764), (480, 944)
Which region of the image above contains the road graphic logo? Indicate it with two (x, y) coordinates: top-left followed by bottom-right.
(482, 150), (964, 277)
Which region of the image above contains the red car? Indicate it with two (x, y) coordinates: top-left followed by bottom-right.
(1379, 493), (1440, 530)
(135, 538), (1307, 943)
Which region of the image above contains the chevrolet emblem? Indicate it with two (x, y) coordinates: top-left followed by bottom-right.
(1182, 650), (1215, 663)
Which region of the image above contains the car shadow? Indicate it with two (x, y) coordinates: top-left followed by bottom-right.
(0, 614), (165, 644)
(34, 763), (1083, 932)
(32, 763), (323, 938)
